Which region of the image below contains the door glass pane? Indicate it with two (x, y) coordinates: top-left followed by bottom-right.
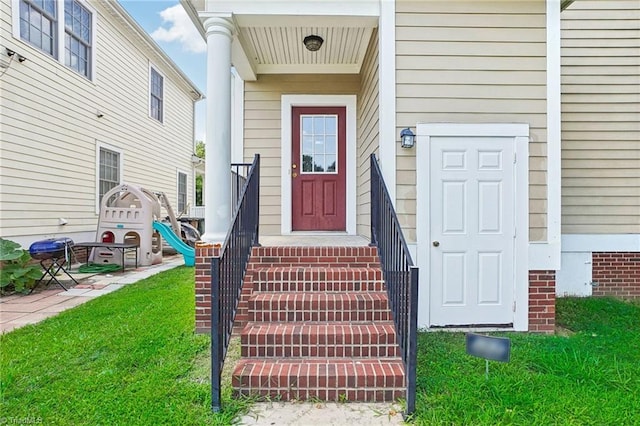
(299, 114), (338, 174)
(314, 137), (324, 154)
(313, 155), (325, 172)
(325, 135), (336, 154)
(325, 116), (337, 135)
(302, 136), (313, 154)
(302, 154), (313, 172)
(313, 117), (324, 134)
(326, 155), (336, 172)
(302, 116), (312, 134)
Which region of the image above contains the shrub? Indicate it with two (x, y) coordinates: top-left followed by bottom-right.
(0, 238), (42, 293)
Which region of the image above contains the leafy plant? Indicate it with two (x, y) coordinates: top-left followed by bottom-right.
(0, 237), (42, 293)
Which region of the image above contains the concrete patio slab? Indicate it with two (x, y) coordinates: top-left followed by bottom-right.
(0, 255), (184, 333)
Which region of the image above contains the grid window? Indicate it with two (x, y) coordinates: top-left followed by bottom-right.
(178, 172), (187, 213)
(150, 67), (164, 122)
(19, 0), (57, 56)
(99, 148), (120, 203)
(300, 115), (338, 173)
(64, 0), (91, 78)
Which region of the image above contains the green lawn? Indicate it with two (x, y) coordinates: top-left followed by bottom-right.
(2, 267), (639, 425)
(0, 267), (246, 425)
(413, 297), (640, 425)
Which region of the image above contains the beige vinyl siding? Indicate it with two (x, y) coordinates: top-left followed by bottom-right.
(243, 74), (360, 235)
(561, 0), (640, 234)
(0, 0), (197, 242)
(356, 29), (379, 238)
(396, 0), (548, 243)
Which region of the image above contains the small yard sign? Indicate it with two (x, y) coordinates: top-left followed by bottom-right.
(466, 333), (511, 379)
(466, 333), (511, 362)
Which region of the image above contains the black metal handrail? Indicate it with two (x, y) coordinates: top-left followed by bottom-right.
(370, 154), (418, 417)
(211, 154), (260, 412)
(231, 163), (250, 210)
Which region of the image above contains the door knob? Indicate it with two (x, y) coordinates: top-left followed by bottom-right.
(292, 164), (297, 169)
(292, 172), (298, 178)
(432, 241), (440, 247)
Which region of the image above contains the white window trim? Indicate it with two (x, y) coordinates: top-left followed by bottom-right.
(176, 169), (189, 214)
(416, 123), (530, 331)
(11, 0), (97, 81)
(281, 95), (357, 235)
(96, 142), (124, 214)
(149, 62), (165, 123)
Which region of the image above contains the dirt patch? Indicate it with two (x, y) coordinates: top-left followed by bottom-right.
(555, 326), (575, 337)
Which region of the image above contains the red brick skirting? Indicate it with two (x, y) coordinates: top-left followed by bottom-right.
(592, 252), (640, 299)
(529, 270), (556, 334)
(195, 244), (220, 334)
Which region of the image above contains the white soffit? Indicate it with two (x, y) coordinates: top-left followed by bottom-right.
(233, 15), (377, 79)
(187, 1), (380, 80)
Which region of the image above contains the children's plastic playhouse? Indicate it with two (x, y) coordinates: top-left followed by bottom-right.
(92, 184), (195, 267)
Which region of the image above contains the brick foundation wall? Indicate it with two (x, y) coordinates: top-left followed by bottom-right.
(529, 270), (556, 334)
(195, 244), (220, 334)
(592, 252), (640, 299)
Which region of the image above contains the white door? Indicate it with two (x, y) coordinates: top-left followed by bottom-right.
(429, 137), (515, 326)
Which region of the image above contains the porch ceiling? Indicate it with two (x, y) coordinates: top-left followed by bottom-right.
(181, 1), (379, 81)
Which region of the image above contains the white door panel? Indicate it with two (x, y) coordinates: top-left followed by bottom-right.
(430, 137), (515, 326)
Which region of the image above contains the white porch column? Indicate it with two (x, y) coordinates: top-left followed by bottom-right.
(202, 17), (234, 244)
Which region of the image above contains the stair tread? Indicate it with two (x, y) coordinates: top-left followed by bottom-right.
(255, 266), (382, 271)
(242, 321), (398, 337)
(233, 358), (406, 386)
(250, 292), (389, 300)
(243, 320), (396, 327)
(234, 357), (405, 367)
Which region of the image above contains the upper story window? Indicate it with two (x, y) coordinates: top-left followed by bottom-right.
(64, 0), (92, 78)
(15, 0), (94, 79)
(19, 0), (57, 56)
(150, 66), (164, 122)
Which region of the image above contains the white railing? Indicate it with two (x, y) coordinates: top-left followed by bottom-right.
(189, 206), (205, 219)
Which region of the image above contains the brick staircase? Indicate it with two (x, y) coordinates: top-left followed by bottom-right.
(231, 246), (406, 402)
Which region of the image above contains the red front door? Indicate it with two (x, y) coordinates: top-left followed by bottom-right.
(292, 106), (346, 231)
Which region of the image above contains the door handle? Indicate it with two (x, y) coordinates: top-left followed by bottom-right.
(292, 172), (298, 178)
(432, 241), (440, 247)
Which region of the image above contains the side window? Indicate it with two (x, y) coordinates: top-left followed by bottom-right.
(99, 147), (121, 204)
(19, 0), (57, 57)
(150, 66), (164, 122)
(177, 171), (187, 213)
(64, 0), (92, 78)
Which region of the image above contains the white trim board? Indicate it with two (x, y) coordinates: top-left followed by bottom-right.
(545, 0), (562, 270)
(562, 234), (640, 252)
(416, 122), (530, 331)
(231, 68), (244, 163)
(280, 95), (357, 235)
(378, 0), (396, 202)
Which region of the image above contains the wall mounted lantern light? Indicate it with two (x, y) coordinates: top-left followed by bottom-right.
(400, 128), (416, 148)
(303, 35), (324, 52)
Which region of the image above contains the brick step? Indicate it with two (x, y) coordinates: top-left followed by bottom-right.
(254, 267), (385, 292)
(248, 292), (391, 322)
(249, 246), (380, 268)
(241, 322), (400, 358)
(232, 358), (406, 402)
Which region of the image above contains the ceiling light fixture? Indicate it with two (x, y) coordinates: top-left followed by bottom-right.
(303, 35), (324, 52)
